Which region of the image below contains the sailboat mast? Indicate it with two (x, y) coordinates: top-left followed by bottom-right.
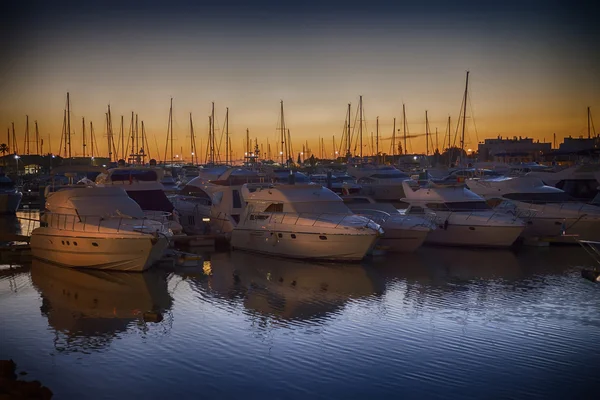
(392, 117), (396, 158)
(332, 135), (336, 159)
(82, 117), (86, 158)
(135, 114), (140, 164)
(435, 127), (439, 152)
(130, 112), (135, 162)
(246, 128), (250, 158)
(189, 113), (195, 165)
(24, 115), (29, 155)
(425, 110), (429, 156)
(90, 121), (94, 158)
(376, 116), (379, 161)
(280, 100), (285, 164)
(62, 112), (66, 158)
(107, 105), (113, 161)
(359, 95), (363, 157)
(35, 120), (39, 155)
(225, 107), (229, 166)
(7, 128), (10, 154)
(346, 103), (351, 157)
(402, 104), (407, 155)
(141, 120), (146, 164)
(170, 98), (174, 165)
(66, 93), (71, 160)
(460, 70), (470, 157)
(588, 106), (591, 139)
(120, 116), (125, 161)
(210, 102), (215, 164)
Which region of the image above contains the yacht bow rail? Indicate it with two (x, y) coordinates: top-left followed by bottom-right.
(354, 209), (436, 228)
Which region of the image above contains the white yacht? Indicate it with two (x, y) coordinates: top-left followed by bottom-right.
(231, 183), (382, 261)
(0, 172), (23, 214)
(347, 164), (412, 208)
(172, 168), (266, 236)
(526, 163), (600, 203)
(341, 195), (435, 252)
(31, 186), (172, 271)
(401, 180), (525, 247)
(466, 176), (600, 242)
(95, 166), (183, 234)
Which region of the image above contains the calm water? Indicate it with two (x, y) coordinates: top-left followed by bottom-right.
(1, 215), (600, 399)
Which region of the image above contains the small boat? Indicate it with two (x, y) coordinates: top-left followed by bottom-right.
(31, 186), (172, 271)
(0, 172), (23, 214)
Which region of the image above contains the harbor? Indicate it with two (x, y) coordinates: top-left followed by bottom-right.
(3, 0), (600, 397)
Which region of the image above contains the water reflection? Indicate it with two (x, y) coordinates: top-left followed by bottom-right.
(30, 260), (173, 353)
(188, 251), (385, 323)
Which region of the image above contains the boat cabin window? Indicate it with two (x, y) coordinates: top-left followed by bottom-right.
(342, 197), (371, 204)
(265, 203), (284, 212)
(407, 206), (425, 214)
(555, 179), (599, 201)
(293, 202), (352, 214)
(180, 186), (212, 204)
(232, 190), (242, 208)
(503, 192), (575, 204)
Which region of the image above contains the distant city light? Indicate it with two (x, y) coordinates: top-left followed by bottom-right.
(14, 155), (19, 159)
(191, 152), (195, 156)
(279, 151), (283, 155)
(413, 156), (418, 160)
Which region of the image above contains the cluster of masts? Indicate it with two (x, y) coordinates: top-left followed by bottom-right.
(3, 71), (596, 164)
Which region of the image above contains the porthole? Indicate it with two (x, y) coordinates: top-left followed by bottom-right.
(319, 235), (327, 240)
(92, 242), (99, 247)
(291, 234), (296, 239)
(468, 227), (475, 231)
(61, 241), (65, 245)
(278, 233), (282, 238)
(66, 241), (70, 245)
(73, 242), (78, 246)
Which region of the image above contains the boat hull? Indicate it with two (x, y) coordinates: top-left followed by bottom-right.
(231, 229), (377, 261)
(425, 224), (523, 248)
(376, 228), (430, 252)
(30, 229), (169, 272)
(0, 192), (23, 214)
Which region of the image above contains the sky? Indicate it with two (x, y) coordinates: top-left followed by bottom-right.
(1, 0), (598, 162)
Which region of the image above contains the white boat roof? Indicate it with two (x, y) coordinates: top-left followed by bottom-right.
(240, 183), (342, 204)
(45, 186), (144, 217)
(401, 180), (484, 203)
(467, 176), (564, 195)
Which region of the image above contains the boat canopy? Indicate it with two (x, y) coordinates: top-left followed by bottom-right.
(45, 186), (144, 218)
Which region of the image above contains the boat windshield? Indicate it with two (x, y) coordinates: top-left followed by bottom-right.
(71, 197), (144, 218)
(503, 192), (575, 204)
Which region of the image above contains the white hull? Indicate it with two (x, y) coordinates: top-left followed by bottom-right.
(231, 229), (377, 261)
(376, 227), (430, 252)
(425, 224), (522, 248)
(30, 229), (169, 272)
(0, 192), (23, 214)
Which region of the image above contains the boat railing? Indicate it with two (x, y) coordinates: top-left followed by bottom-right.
(244, 211), (375, 229)
(41, 211), (165, 234)
(354, 208), (436, 228)
(578, 240), (600, 265)
(142, 210), (174, 223)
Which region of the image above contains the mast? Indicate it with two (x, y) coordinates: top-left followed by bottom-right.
(425, 110), (429, 156)
(460, 70), (470, 159)
(141, 119), (146, 164)
(210, 102), (215, 164)
(392, 117), (396, 158)
(376, 116), (379, 161)
(120, 116), (125, 161)
(82, 117), (86, 158)
(287, 129), (292, 162)
(588, 106), (591, 139)
(130, 112), (135, 162)
(170, 98), (174, 165)
(90, 121), (95, 158)
(11, 122), (18, 155)
(190, 113), (196, 165)
(402, 104), (407, 155)
(7, 127), (10, 154)
(35, 120), (40, 155)
(347, 103), (351, 157)
(25, 115), (29, 155)
(135, 114), (139, 164)
(62, 111), (66, 158)
(332, 135), (336, 159)
(435, 127), (439, 153)
(280, 100), (285, 164)
(66, 92), (71, 161)
(225, 107), (229, 166)
(107, 105), (113, 161)
(359, 95), (363, 157)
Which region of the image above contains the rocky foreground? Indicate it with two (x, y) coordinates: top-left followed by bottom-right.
(0, 359), (53, 399)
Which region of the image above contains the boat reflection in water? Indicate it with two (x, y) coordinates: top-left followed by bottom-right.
(190, 251), (385, 322)
(30, 259), (173, 352)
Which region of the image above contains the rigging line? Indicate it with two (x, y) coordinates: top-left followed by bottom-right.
(351, 100), (360, 155)
(467, 87), (479, 145)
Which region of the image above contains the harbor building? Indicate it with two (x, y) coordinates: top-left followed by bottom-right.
(477, 136), (551, 163)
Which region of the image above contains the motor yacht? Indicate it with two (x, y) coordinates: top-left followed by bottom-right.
(309, 173), (361, 195)
(231, 183), (382, 261)
(525, 163), (600, 202)
(0, 172), (23, 214)
(95, 166), (183, 234)
(466, 176), (600, 242)
(347, 164), (412, 208)
(31, 186), (172, 271)
(172, 168), (266, 236)
(341, 194), (435, 252)
(401, 180), (525, 247)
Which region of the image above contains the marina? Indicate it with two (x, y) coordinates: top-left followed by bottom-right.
(2, 1), (599, 397)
